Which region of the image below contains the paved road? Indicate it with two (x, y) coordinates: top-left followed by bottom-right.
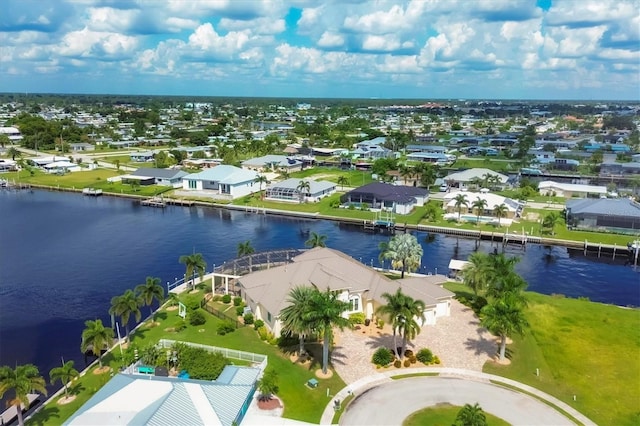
(340, 377), (574, 426)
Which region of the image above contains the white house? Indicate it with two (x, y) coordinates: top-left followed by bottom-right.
(182, 165), (259, 199)
(445, 168), (509, 189)
(237, 247), (454, 337)
(443, 190), (523, 224)
(264, 178), (336, 203)
(43, 161), (81, 174)
(538, 181), (607, 198)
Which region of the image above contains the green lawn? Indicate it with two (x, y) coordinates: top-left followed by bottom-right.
(403, 403), (510, 426)
(444, 283), (640, 426)
(288, 167), (376, 186)
(28, 292), (345, 425)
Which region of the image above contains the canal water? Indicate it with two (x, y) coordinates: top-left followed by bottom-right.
(1, 189), (638, 396)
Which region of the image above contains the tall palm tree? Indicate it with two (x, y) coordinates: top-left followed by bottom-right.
(179, 252), (207, 289)
(376, 288), (426, 359)
(237, 240), (255, 257)
(303, 287), (350, 374)
(296, 180), (311, 203)
(337, 175), (349, 190)
(485, 254), (527, 302)
(461, 251), (491, 296)
(254, 174), (268, 198)
(49, 361), (79, 398)
(279, 286), (315, 356)
(481, 293), (529, 361)
(542, 211), (562, 235)
(80, 319), (114, 368)
(399, 164), (412, 185)
(471, 197), (488, 226)
(493, 203), (508, 226)
(375, 288), (406, 359)
(135, 276), (165, 318)
(109, 289), (143, 339)
(378, 233), (423, 278)
(453, 194), (468, 221)
(305, 232), (327, 248)
(456, 403), (487, 426)
(0, 364), (47, 426)
(6, 146), (21, 161)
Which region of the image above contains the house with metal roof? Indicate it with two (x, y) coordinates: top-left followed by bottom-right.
(538, 181), (607, 198)
(64, 365), (260, 426)
(181, 165), (259, 199)
(128, 168), (189, 188)
(600, 162), (640, 176)
(264, 178), (336, 203)
(351, 137), (394, 160)
(241, 155), (305, 172)
(341, 182), (428, 214)
(406, 152), (455, 166)
(237, 247), (454, 337)
(444, 168), (509, 190)
(566, 198), (640, 233)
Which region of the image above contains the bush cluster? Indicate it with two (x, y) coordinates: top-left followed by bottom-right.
(221, 294), (231, 304)
(179, 347), (230, 380)
(188, 309), (207, 326)
(254, 319), (264, 329)
(243, 313), (254, 325)
(416, 348), (433, 364)
(348, 312), (366, 325)
(216, 320), (236, 335)
(372, 347), (394, 367)
(233, 296), (243, 306)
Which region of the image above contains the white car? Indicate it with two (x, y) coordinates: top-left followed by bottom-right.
(439, 184), (448, 192)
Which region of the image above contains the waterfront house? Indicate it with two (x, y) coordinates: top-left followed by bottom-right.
(442, 190), (522, 224)
(0, 159), (17, 172)
(43, 160), (81, 174)
(130, 151), (155, 162)
(341, 182), (429, 214)
(241, 155), (305, 172)
(237, 247), (454, 337)
(566, 198), (640, 233)
(406, 152), (456, 166)
(264, 178), (336, 203)
(538, 181), (607, 198)
(181, 165), (259, 199)
(69, 142), (95, 152)
(128, 168), (188, 188)
(600, 162), (640, 176)
(444, 168), (509, 190)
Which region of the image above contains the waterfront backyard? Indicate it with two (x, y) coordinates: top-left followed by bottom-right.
(26, 285), (640, 426)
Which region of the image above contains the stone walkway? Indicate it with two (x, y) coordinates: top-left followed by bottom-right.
(332, 300), (496, 384)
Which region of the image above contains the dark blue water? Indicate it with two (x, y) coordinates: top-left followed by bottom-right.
(1, 190), (638, 396)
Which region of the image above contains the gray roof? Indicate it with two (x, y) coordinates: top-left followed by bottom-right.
(445, 168), (508, 183)
(567, 198), (640, 218)
(131, 168), (188, 179)
(238, 247), (452, 316)
(345, 182), (428, 204)
(241, 155), (302, 168)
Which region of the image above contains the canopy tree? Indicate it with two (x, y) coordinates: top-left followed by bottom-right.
(0, 364), (47, 426)
(379, 233), (423, 278)
(80, 319), (114, 368)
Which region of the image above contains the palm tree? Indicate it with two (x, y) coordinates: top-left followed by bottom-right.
(254, 174), (268, 198)
(279, 286), (315, 356)
(179, 252), (207, 290)
(109, 289), (143, 339)
(399, 164), (412, 185)
(542, 211), (562, 235)
(453, 194), (468, 221)
(378, 233), (423, 278)
(376, 288), (426, 359)
(375, 288), (406, 359)
(49, 361), (79, 398)
(471, 197), (488, 226)
(461, 252), (491, 296)
(0, 364), (47, 426)
(80, 319), (114, 368)
(237, 240), (255, 257)
(6, 146), (21, 161)
(296, 180), (310, 203)
(135, 276), (165, 318)
(493, 203), (508, 226)
(303, 287), (350, 374)
(305, 232), (327, 248)
(456, 403), (487, 426)
(481, 293), (529, 361)
(485, 254), (527, 302)
(337, 175), (349, 190)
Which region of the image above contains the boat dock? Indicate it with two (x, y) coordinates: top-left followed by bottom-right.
(82, 188), (103, 196)
(140, 197), (195, 208)
(141, 197), (166, 208)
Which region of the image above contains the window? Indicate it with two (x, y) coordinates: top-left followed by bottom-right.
(188, 180), (197, 189)
(267, 312), (272, 322)
(349, 297), (359, 311)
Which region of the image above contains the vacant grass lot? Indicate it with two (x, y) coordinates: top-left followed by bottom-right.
(444, 282), (640, 426)
(28, 291), (345, 425)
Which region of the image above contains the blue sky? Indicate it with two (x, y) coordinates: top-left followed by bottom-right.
(0, 0), (638, 100)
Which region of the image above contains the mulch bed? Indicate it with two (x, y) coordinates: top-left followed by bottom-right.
(257, 397), (282, 410)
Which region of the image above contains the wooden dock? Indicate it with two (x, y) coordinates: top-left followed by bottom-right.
(141, 197), (166, 208)
(82, 188), (103, 196)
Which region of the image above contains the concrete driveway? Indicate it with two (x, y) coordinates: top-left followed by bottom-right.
(340, 377), (574, 426)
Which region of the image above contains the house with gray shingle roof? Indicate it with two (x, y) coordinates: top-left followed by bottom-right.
(130, 168), (189, 187)
(238, 247), (454, 337)
(341, 182), (428, 214)
(566, 198), (640, 233)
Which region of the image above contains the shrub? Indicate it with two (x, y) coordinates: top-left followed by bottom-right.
(404, 349), (414, 358)
(277, 334), (298, 348)
(372, 347), (394, 367)
(393, 360), (402, 368)
(173, 321), (187, 333)
(233, 296), (243, 306)
(257, 326), (269, 341)
(410, 356), (417, 364)
(222, 294), (231, 304)
(349, 312), (366, 326)
(416, 348), (434, 364)
(243, 313), (254, 325)
(188, 309), (207, 326)
(254, 320), (264, 329)
(376, 318), (385, 329)
(178, 347), (230, 380)
(212, 294), (222, 302)
(433, 356), (441, 365)
(216, 320), (236, 335)
(181, 293), (203, 311)
(403, 359), (411, 368)
(268, 335), (279, 346)
(236, 306), (245, 316)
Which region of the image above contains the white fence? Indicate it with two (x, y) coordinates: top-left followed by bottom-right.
(157, 339), (268, 371)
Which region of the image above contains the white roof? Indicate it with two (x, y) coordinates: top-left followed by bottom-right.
(448, 259), (470, 271)
(445, 168), (508, 183)
(538, 181), (607, 194)
(184, 165), (258, 184)
(44, 161), (77, 168)
(444, 190), (520, 212)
